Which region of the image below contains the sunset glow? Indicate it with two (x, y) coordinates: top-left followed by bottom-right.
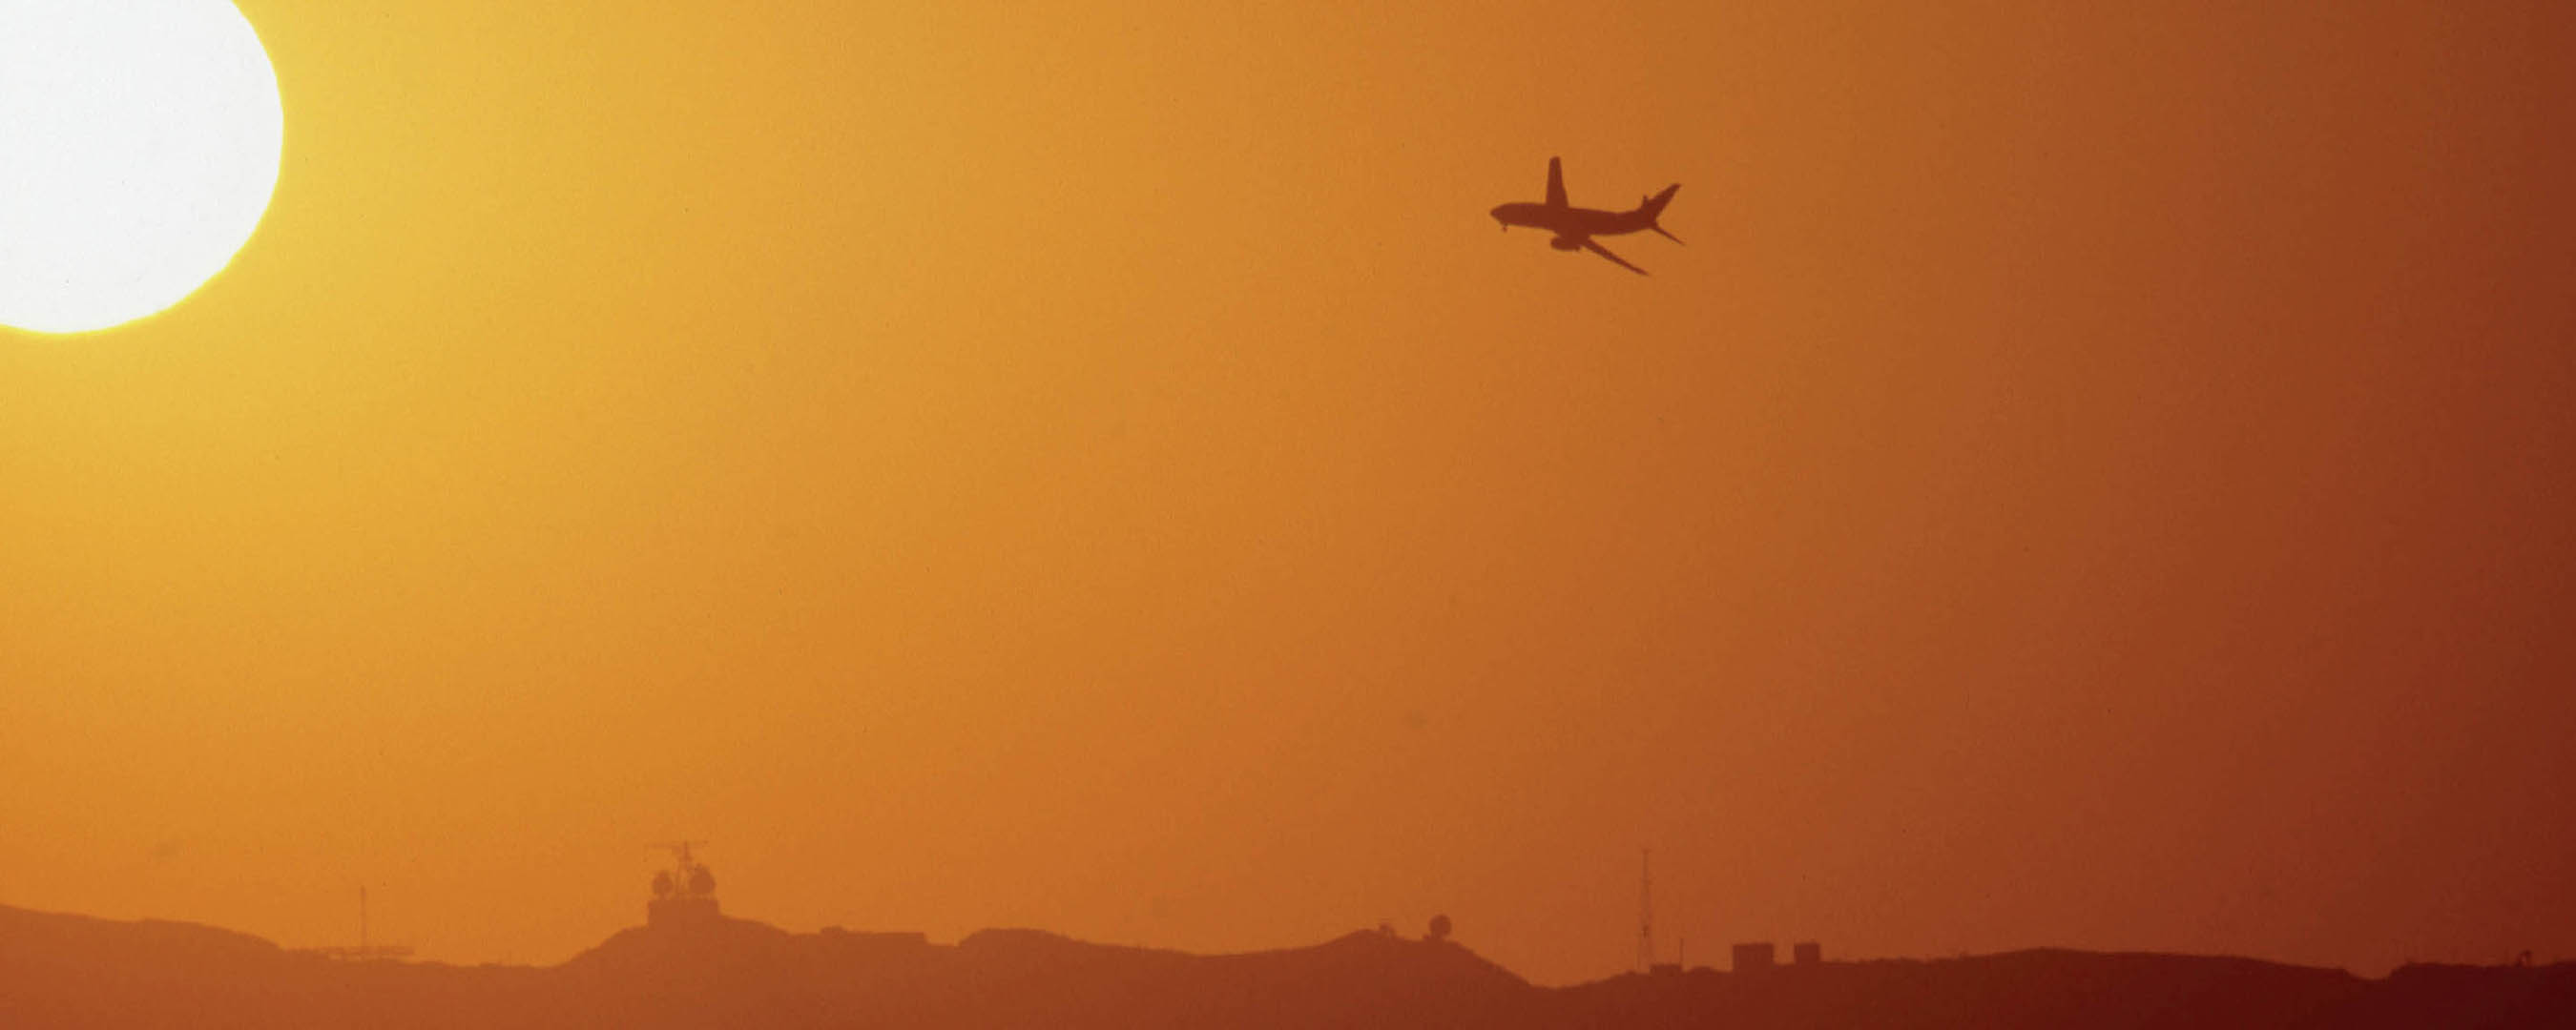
(3, 0), (2570, 992)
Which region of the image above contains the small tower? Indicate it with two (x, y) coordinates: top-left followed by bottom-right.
(648, 841), (721, 929)
(291, 886), (414, 961)
(1637, 849), (1654, 974)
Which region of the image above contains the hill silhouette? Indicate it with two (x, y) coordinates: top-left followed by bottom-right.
(3, 903), (2569, 1028)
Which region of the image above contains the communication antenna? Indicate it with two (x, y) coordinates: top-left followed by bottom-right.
(1637, 848), (1653, 973)
(654, 839), (712, 864)
(290, 885), (413, 961)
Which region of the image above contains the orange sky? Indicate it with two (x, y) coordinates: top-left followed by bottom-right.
(4, 0), (2572, 984)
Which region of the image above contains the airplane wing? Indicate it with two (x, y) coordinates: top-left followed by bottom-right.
(1546, 156), (1568, 209)
(1580, 237), (1648, 275)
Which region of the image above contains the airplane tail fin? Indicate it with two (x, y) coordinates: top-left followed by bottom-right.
(1639, 184), (1682, 243)
(1617, 182), (1679, 243)
(1639, 184), (1680, 219)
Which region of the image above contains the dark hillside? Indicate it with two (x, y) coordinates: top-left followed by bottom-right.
(1, 903), (2566, 1029)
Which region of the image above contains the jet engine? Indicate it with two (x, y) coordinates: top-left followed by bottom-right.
(1549, 237), (1582, 252)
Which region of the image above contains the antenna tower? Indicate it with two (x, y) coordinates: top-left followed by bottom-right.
(290, 885), (413, 961)
(1637, 848), (1653, 973)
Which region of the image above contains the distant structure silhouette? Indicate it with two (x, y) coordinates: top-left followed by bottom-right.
(1427, 914), (1452, 943)
(1636, 849), (1654, 974)
(1797, 940), (1824, 966)
(290, 886), (412, 961)
(648, 840), (721, 929)
(1735, 941), (1776, 974)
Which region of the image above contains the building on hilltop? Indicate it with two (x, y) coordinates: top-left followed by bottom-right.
(648, 841), (721, 929)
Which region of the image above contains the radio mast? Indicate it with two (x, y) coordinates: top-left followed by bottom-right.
(1637, 848), (1653, 973)
(291, 886), (413, 961)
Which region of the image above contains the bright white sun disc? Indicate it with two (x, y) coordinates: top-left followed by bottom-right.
(0, 0), (282, 335)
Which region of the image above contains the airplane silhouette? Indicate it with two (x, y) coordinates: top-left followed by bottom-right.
(1489, 157), (1682, 275)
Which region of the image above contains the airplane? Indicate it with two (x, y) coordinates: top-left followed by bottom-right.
(1489, 156), (1682, 275)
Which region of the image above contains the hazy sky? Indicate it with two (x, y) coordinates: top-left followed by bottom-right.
(4, 0), (2572, 984)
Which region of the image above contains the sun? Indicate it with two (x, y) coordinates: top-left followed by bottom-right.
(0, 0), (282, 336)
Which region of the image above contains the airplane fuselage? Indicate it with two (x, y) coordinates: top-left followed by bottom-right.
(1487, 202), (1650, 239)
